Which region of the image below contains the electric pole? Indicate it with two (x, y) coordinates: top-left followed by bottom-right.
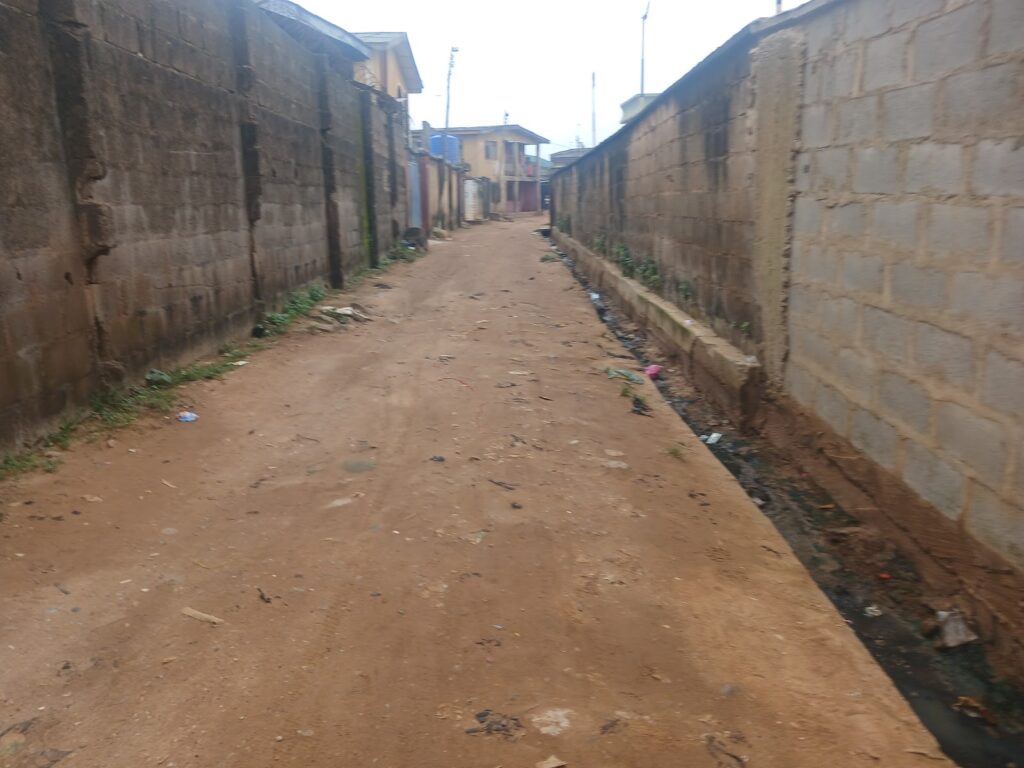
(591, 72), (596, 147)
(641, 2), (650, 93)
(440, 46), (457, 230)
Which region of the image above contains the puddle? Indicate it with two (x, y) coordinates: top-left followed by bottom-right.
(548, 239), (1024, 768)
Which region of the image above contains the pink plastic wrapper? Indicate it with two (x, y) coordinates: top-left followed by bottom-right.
(644, 364), (662, 379)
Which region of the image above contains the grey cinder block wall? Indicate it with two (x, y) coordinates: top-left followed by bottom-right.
(0, 0), (411, 449)
(552, 0), (1024, 677)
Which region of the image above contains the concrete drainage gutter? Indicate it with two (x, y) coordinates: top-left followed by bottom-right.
(552, 229), (764, 425)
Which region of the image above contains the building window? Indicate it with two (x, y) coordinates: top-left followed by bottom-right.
(491, 183), (500, 203)
(485, 141), (497, 160)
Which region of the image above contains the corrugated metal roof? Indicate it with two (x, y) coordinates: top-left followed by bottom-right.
(443, 125), (550, 144)
(254, 0), (370, 60)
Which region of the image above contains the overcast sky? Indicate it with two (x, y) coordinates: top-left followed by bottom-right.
(301, 0), (802, 156)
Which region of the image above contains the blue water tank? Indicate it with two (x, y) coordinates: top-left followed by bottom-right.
(429, 134), (461, 163)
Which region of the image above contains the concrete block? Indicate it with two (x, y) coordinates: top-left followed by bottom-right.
(937, 401), (1008, 487)
(836, 96), (878, 144)
(906, 143), (964, 195)
(889, 0), (945, 29)
(844, 1), (893, 41)
(801, 104), (832, 148)
(914, 3), (982, 80)
(789, 283), (821, 319)
(879, 371), (932, 435)
(815, 147), (849, 191)
(821, 296), (858, 340)
(950, 272), (1024, 329)
(836, 346), (878, 395)
(890, 262), (946, 310)
(872, 201), (920, 249)
(882, 84), (934, 141)
(863, 31), (909, 91)
(816, 382), (850, 435)
(785, 362), (819, 406)
(862, 306), (910, 361)
(927, 203), (989, 260)
(1003, 208), (1024, 264)
(853, 146), (901, 193)
(902, 441), (965, 520)
(966, 482), (1024, 568)
(983, 350), (1024, 417)
(990, 0), (1024, 55)
(851, 407), (900, 469)
(820, 50), (858, 102)
(973, 139), (1024, 197)
(794, 196), (823, 235)
(830, 202), (866, 237)
(941, 64), (1022, 134)
(913, 321), (974, 388)
(841, 251), (883, 294)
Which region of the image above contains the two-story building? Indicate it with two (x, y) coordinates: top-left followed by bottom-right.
(353, 32), (423, 101)
(441, 125), (549, 213)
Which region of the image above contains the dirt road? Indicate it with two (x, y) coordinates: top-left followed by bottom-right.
(0, 217), (952, 767)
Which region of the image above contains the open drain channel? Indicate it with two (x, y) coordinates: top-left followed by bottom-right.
(544, 235), (1024, 768)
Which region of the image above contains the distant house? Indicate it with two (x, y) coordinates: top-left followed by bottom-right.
(442, 125), (549, 213)
(354, 32), (423, 101)
(551, 147), (591, 170)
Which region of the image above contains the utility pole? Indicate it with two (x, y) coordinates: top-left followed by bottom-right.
(775, 0), (782, 13)
(440, 46), (457, 230)
(641, 2), (650, 93)
(591, 72), (596, 147)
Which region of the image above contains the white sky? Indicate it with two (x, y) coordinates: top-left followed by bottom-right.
(301, 0), (801, 156)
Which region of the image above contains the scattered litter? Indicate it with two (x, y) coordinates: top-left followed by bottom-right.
(54, 584), (70, 596)
(705, 433), (722, 445)
(511, 502), (523, 510)
(438, 355), (456, 363)
(531, 708), (573, 736)
(320, 305), (373, 323)
(644, 364), (662, 379)
(589, 292), (600, 301)
(817, 503), (836, 510)
(161, 656), (177, 664)
(161, 479), (177, 489)
(465, 709), (523, 739)
(257, 587), (272, 604)
(507, 370), (533, 376)
(180, 607), (224, 625)
(631, 396), (652, 416)
(343, 459), (376, 473)
(326, 494), (363, 509)
(230, 360), (249, 367)
(604, 449), (625, 457)
(176, 411), (199, 423)
(605, 368), (643, 384)
(145, 369), (173, 386)
(864, 605), (883, 618)
(604, 460), (629, 470)
(488, 479), (516, 491)
(952, 696), (997, 726)
(877, 572), (892, 581)
(430, 455), (446, 463)
(537, 757), (567, 768)
(296, 729), (314, 737)
(600, 718), (625, 735)
(82, 495), (103, 503)
(936, 609), (978, 648)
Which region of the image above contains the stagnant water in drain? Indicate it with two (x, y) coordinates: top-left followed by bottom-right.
(544, 237), (1024, 768)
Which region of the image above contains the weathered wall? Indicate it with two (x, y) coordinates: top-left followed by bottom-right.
(553, 41), (767, 357)
(789, 0), (1024, 570)
(0, 0), (409, 451)
(0, 0), (95, 445)
(552, 0), (1024, 671)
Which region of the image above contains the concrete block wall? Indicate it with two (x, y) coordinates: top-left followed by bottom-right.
(555, 49), (762, 355)
(0, 0), (411, 451)
(246, 6), (329, 301)
(72, 0), (254, 374)
(0, 0), (96, 445)
(789, 0), (1024, 569)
